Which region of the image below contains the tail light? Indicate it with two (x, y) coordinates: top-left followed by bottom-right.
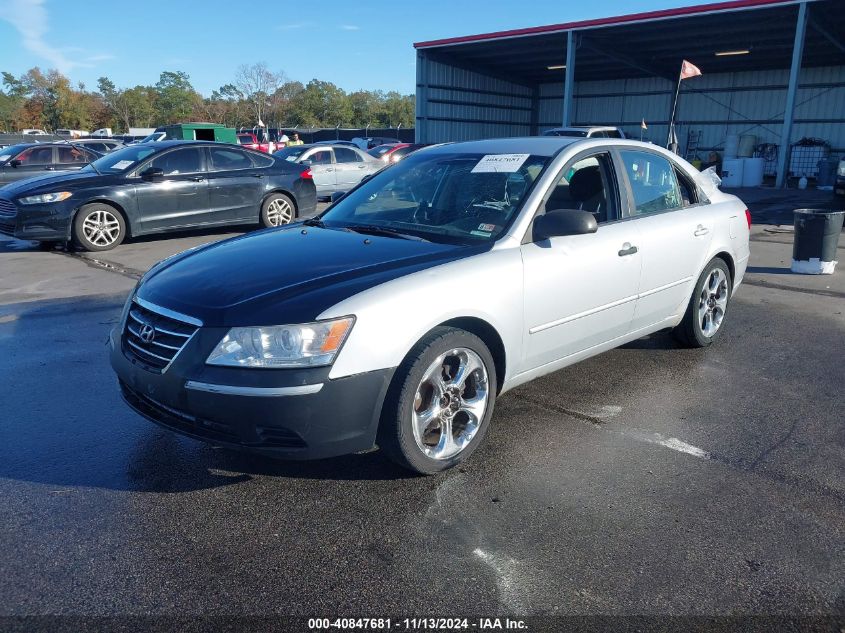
(744, 209), (752, 229)
(300, 168), (313, 180)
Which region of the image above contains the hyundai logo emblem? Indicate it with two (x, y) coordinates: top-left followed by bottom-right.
(139, 323), (156, 344)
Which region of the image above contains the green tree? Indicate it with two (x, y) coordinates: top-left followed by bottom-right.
(154, 71), (200, 123)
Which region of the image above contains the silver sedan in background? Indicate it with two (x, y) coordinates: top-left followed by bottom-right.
(273, 143), (383, 198)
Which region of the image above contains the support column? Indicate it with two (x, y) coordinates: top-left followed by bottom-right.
(416, 50), (428, 143)
(562, 31), (576, 127)
(776, 2), (808, 188)
(530, 85), (540, 136)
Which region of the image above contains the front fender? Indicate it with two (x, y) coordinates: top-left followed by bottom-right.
(320, 248), (524, 383)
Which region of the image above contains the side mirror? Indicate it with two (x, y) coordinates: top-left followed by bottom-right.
(9, 159), (21, 168)
(533, 209), (598, 241)
(330, 191), (346, 204)
(140, 167), (164, 182)
(301, 159), (312, 167)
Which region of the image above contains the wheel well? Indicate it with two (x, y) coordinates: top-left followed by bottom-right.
(440, 317), (506, 394)
(74, 199), (131, 237)
(262, 190), (298, 217)
(713, 251), (735, 287)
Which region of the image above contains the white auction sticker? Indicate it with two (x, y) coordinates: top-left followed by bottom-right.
(112, 160), (134, 170)
(0, 155), (11, 162)
(471, 153), (530, 173)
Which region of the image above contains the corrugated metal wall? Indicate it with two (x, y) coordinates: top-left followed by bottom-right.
(541, 65), (845, 153)
(416, 57), (533, 142)
(418, 58), (845, 157)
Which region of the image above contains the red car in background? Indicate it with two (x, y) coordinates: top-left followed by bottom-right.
(368, 143), (429, 164)
(237, 133), (275, 153)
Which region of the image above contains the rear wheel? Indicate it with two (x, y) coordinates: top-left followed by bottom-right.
(72, 203), (125, 252)
(378, 327), (497, 474)
(260, 193), (295, 228)
(674, 257), (732, 348)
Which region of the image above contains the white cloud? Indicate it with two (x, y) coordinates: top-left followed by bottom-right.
(340, 24), (360, 31)
(0, 0), (109, 72)
(277, 22), (308, 31)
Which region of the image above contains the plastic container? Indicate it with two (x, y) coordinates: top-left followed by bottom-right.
(721, 158), (744, 187)
(791, 209), (844, 274)
(741, 157), (765, 186)
(738, 134), (757, 157)
(724, 134), (740, 159)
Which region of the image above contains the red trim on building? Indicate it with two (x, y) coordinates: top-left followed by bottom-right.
(413, 0), (795, 48)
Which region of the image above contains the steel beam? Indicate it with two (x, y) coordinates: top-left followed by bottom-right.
(416, 51), (428, 143)
(776, 2), (808, 188)
(562, 31), (576, 126)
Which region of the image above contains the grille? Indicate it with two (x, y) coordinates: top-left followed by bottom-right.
(0, 199), (15, 217)
(122, 300), (199, 371)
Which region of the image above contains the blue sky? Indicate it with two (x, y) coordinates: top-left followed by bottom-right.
(0, 0), (704, 95)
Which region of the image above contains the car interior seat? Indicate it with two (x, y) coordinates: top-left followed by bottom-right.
(568, 166), (607, 223)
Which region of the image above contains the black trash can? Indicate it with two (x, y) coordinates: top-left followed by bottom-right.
(791, 208), (844, 274)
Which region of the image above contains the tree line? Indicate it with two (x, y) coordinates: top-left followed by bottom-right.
(0, 63), (415, 133)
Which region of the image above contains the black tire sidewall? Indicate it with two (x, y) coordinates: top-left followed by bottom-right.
(381, 327), (497, 474)
(72, 203), (125, 252)
(686, 258), (732, 347)
(260, 193), (295, 228)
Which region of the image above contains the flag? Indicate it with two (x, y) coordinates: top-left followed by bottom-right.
(680, 59), (702, 80)
(641, 119), (648, 130)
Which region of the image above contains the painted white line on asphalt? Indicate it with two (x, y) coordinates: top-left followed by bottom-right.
(653, 435), (711, 459)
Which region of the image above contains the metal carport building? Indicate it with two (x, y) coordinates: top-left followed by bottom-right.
(413, 0), (845, 186)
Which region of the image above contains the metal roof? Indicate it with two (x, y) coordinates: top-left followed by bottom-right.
(414, 0), (845, 83)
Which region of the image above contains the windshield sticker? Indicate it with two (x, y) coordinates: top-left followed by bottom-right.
(0, 155), (10, 162)
(112, 160), (134, 170)
(477, 223), (498, 232)
(470, 230), (492, 237)
(471, 153), (530, 173)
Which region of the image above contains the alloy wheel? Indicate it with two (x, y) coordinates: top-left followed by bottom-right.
(266, 198), (293, 226)
(411, 347), (489, 460)
(697, 267), (729, 337)
(82, 209), (121, 247)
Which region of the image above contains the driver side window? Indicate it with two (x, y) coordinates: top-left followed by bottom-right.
(544, 153), (617, 223)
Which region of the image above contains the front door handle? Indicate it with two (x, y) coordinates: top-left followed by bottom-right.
(618, 243), (638, 257)
(252, 173), (264, 178)
(190, 176), (204, 182)
(694, 224), (709, 237)
(358, 165), (366, 169)
(325, 168), (334, 172)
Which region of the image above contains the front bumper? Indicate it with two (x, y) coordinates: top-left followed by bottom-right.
(109, 326), (394, 460)
(0, 197), (74, 240)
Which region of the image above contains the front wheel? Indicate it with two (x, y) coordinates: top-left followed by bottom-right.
(378, 327), (497, 475)
(72, 203), (126, 252)
(674, 257), (732, 348)
(260, 193), (295, 228)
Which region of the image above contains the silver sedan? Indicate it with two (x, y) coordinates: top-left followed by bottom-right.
(273, 143), (382, 198)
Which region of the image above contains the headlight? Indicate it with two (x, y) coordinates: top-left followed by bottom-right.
(18, 191), (72, 205)
(206, 317), (354, 368)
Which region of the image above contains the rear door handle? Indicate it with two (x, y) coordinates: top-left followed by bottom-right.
(357, 165), (366, 169)
(252, 173), (264, 178)
(694, 224), (709, 237)
(190, 176), (204, 182)
(618, 243), (638, 257)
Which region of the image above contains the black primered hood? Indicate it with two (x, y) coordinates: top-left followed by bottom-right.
(137, 225), (486, 326)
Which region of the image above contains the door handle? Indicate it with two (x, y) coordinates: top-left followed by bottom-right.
(325, 168), (334, 172)
(252, 173), (264, 178)
(618, 243), (638, 257)
(694, 224), (709, 237)
(44, 166), (55, 171)
(357, 165), (366, 169)
(190, 176), (204, 182)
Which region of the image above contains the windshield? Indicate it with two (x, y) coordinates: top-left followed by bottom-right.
(273, 146), (308, 162)
(320, 151), (549, 244)
(139, 132), (164, 144)
(369, 144), (397, 158)
(87, 145), (157, 173)
(238, 135), (255, 144)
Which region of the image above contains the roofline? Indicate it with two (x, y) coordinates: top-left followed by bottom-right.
(413, 0), (803, 49)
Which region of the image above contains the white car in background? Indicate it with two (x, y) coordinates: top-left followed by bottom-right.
(543, 126), (626, 138)
(111, 137), (750, 474)
(273, 143), (382, 198)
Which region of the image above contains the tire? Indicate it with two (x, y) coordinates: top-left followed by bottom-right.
(377, 326), (497, 475)
(260, 193), (295, 228)
(674, 257), (732, 348)
(72, 203), (126, 252)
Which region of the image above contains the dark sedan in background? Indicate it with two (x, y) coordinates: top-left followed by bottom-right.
(0, 141), (316, 251)
(0, 143), (100, 184)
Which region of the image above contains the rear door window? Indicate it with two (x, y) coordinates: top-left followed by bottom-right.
(56, 146), (95, 165)
(620, 150), (682, 216)
(208, 147), (252, 171)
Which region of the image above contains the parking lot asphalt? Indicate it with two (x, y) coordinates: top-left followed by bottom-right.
(0, 221), (843, 623)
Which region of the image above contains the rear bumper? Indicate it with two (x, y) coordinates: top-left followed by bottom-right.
(110, 327), (394, 460)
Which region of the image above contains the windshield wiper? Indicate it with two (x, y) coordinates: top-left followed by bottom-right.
(342, 224), (430, 242)
(302, 217), (326, 228)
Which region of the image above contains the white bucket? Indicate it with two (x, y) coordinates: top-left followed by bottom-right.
(741, 157), (765, 186)
(721, 158), (745, 187)
(738, 134), (758, 157)
(724, 134), (740, 158)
